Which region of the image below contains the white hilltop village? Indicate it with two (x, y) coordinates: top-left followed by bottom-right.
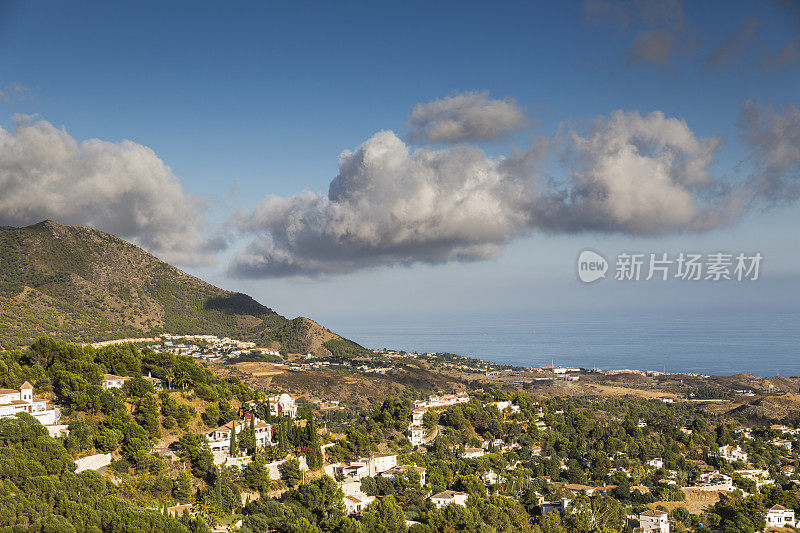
(88, 333), (279, 360)
(4, 331), (798, 531)
(6, 352), (800, 531)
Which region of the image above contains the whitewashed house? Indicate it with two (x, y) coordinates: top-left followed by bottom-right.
(323, 462), (342, 477)
(269, 393), (297, 418)
(492, 400), (512, 412)
(463, 447), (485, 459)
(431, 490), (468, 509)
(489, 400), (520, 414)
(205, 417), (272, 454)
(482, 471), (499, 485)
(694, 471), (733, 491)
(336, 453), (398, 479)
(541, 498), (570, 515)
(414, 393), (469, 410)
(369, 453), (397, 476)
(719, 445), (748, 463)
(0, 382), (60, 426)
(647, 458), (664, 469)
(766, 505), (795, 528)
(412, 409), (425, 426)
(773, 439), (793, 451)
(101, 374), (129, 390)
(381, 465), (426, 486)
(344, 494), (374, 515)
(639, 510), (669, 533)
(409, 425), (426, 446)
(735, 469), (774, 488)
(341, 460), (369, 479)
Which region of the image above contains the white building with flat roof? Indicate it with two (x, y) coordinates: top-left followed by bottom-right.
(335, 455), (398, 479)
(340, 461), (369, 479)
(639, 510), (669, 533)
(735, 469), (774, 488)
(368, 453), (397, 476)
(413, 393), (469, 410)
(381, 465), (426, 486)
(694, 471), (733, 491)
(101, 374), (129, 390)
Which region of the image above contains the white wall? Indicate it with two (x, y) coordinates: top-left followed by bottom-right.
(75, 453), (112, 473)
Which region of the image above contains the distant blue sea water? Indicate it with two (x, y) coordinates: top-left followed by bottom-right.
(332, 306), (800, 377)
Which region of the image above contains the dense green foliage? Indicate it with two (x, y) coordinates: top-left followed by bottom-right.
(3, 335), (800, 533)
(323, 339), (374, 358)
(0, 414), (210, 532)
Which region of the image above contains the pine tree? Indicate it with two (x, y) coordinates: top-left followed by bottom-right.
(173, 470), (192, 501)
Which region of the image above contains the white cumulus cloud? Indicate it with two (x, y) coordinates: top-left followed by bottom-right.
(232, 130), (547, 277)
(231, 105), (762, 278)
(0, 115), (223, 265)
(534, 109), (741, 234)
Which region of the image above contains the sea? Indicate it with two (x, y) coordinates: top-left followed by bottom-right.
(330, 306), (800, 377)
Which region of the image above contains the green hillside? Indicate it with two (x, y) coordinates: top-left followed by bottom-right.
(0, 220), (369, 355)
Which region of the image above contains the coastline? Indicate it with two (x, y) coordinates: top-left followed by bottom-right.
(328, 306), (800, 377)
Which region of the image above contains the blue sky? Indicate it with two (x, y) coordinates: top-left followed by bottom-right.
(0, 0), (798, 338)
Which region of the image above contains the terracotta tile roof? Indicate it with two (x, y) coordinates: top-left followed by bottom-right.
(431, 490), (466, 499)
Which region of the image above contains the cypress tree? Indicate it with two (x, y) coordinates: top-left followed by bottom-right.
(249, 415), (256, 453)
(229, 423), (238, 456)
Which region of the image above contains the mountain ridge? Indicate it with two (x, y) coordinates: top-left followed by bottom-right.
(0, 220), (369, 356)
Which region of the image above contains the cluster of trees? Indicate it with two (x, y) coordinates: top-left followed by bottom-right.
(258, 317), (311, 354)
(4, 338), (260, 473)
(0, 336), (347, 529)
(303, 388), (800, 532)
(238, 473), (532, 533)
(6, 336), (800, 532)
(0, 414), (210, 532)
(323, 338), (374, 358)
